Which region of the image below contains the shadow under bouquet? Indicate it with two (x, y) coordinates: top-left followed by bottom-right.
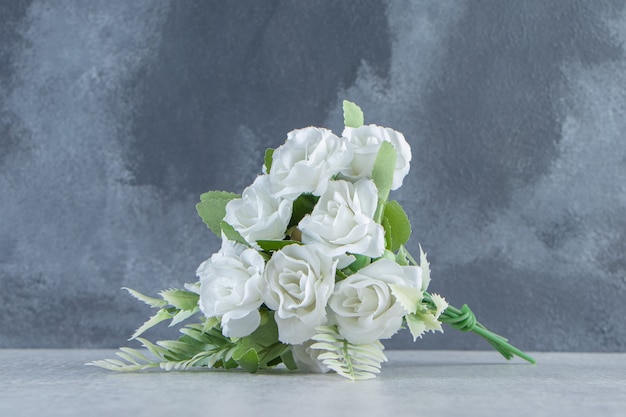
(92, 101), (534, 380)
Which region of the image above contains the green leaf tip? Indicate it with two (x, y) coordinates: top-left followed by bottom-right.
(122, 287), (167, 308)
(264, 148), (274, 174)
(343, 100), (364, 128)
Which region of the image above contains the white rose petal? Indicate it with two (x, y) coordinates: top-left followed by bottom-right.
(328, 259), (418, 344)
(341, 124), (412, 190)
(269, 127), (353, 200)
(299, 179), (385, 259)
(224, 175), (292, 247)
(197, 240), (265, 337)
(291, 340), (330, 374)
(263, 244), (337, 344)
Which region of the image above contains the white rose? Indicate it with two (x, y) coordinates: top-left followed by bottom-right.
(298, 179), (385, 259)
(291, 340), (330, 374)
(328, 259), (419, 344)
(263, 244), (337, 344)
(197, 239), (265, 337)
(269, 127), (353, 200)
(341, 124), (412, 190)
(224, 175), (292, 246)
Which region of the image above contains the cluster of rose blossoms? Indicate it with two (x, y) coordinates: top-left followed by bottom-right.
(194, 110), (439, 373)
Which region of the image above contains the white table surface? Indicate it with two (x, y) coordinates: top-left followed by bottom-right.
(1, 349), (625, 417)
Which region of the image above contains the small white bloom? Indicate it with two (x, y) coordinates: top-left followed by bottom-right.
(224, 175), (292, 247)
(341, 124), (412, 190)
(263, 244), (337, 344)
(269, 127), (353, 200)
(299, 179), (385, 259)
(197, 240), (265, 337)
(328, 259), (418, 344)
(291, 340), (330, 374)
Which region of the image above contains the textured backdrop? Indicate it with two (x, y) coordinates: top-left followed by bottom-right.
(1, 0), (625, 351)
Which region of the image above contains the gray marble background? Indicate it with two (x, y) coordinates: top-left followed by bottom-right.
(1, 0), (625, 351)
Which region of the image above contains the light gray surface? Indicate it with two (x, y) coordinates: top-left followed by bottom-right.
(1, 350), (625, 417)
(1, 1), (626, 350)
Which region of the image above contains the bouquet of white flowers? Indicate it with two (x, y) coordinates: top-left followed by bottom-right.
(92, 101), (534, 380)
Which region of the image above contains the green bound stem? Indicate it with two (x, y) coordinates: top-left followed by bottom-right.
(423, 293), (536, 364)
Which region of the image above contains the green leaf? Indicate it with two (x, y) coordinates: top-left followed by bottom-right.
(159, 289), (199, 311)
(288, 193), (319, 228)
(258, 343), (289, 366)
(382, 216), (393, 250)
(202, 316), (220, 333)
(123, 287), (167, 308)
(169, 308), (199, 327)
(264, 148), (274, 173)
(343, 100), (364, 128)
(130, 309), (173, 340)
(372, 141), (397, 201)
(196, 191), (240, 236)
(346, 254), (371, 272)
(383, 200), (411, 251)
(234, 348), (259, 373)
(220, 221), (249, 246)
(241, 311), (279, 348)
(395, 246), (409, 266)
(371, 141), (397, 223)
(256, 240), (302, 252)
(281, 349), (298, 371)
(398, 244), (418, 265)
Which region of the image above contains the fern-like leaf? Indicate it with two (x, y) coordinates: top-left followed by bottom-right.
(88, 322), (236, 372)
(310, 326), (388, 381)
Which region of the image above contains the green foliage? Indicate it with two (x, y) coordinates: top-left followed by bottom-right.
(220, 221), (249, 246)
(159, 289), (199, 311)
(281, 350), (298, 371)
(343, 100), (364, 128)
(382, 216), (393, 249)
(256, 240), (302, 252)
(196, 191), (240, 236)
(395, 244), (416, 266)
(89, 324), (239, 372)
(264, 148), (274, 173)
(130, 309), (175, 340)
(123, 287), (167, 308)
(91, 311), (292, 374)
(382, 200), (411, 252)
(288, 193), (319, 228)
(371, 141), (397, 223)
(346, 254), (371, 273)
(232, 347), (260, 373)
(311, 326), (388, 381)
(121, 287), (200, 340)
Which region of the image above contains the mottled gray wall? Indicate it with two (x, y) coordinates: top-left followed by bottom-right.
(1, 0), (625, 351)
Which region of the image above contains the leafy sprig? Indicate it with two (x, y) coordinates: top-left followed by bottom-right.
(123, 287), (200, 339)
(90, 311), (293, 373)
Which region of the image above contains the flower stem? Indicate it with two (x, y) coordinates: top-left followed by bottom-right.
(423, 293), (536, 364)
